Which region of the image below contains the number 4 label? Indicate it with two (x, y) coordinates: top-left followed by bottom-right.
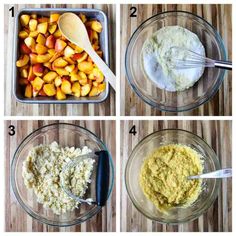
(129, 125), (137, 136)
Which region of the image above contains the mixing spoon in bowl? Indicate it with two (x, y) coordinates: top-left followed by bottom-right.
(58, 12), (116, 91)
(167, 46), (232, 70)
(188, 168), (232, 180)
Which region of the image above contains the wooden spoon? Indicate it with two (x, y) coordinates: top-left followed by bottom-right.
(58, 12), (116, 91)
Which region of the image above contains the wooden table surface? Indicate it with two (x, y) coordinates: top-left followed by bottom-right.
(120, 120), (232, 232)
(4, 4), (116, 116)
(5, 120), (116, 232)
(120, 4), (232, 116)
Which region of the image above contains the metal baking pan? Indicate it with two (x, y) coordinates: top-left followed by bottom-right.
(13, 8), (109, 104)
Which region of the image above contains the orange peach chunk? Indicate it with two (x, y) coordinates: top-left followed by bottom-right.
(37, 22), (48, 34)
(61, 79), (72, 94)
(31, 77), (44, 91)
(53, 57), (68, 68)
(77, 61), (93, 74)
(25, 84), (33, 98)
(20, 14), (30, 26)
(43, 71), (58, 83)
(16, 55), (29, 67)
(43, 83), (56, 96)
(56, 87), (66, 100)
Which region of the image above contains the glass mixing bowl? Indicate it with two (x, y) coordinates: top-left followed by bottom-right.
(125, 11), (227, 112)
(11, 123), (114, 226)
(125, 129), (220, 224)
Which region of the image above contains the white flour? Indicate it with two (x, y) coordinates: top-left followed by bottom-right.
(141, 26), (205, 92)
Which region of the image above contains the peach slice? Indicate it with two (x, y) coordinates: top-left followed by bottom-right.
(29, 31), (39, 38)
(68, 42), (84, 53)
(93, 67), (104, 82)
(24, 37), (36, 50)
(64, 57), (75, 65)
(56, 87), (66, 100)
(43, 83), (56, 96)
(76, 52), (88, 63)
(38, 17), (49, 23)
(31, 77), (44, 91)
(98, 82), (106, 92)
(43, 62), (52, 70)
(32, 63), (44, 76)
(27, 66), (35, 81)
(43, 71), (58, 83)
(53, 29), (62, 38)
(79, 13), (87, 23)
(20, 14), (30, 26)
(91, 21), (102, 33)
(31, 14), (37, 20)
(48, 49), (56, 55)
(54, 76), (62, 87)
(64, 46), (75, 57)
(89, 86), (100, 97)
(45, 35), (56, 49)
(29, 53), (38, 65)
(53, 57), (68, 68)
(20, 42), (31, 54)
(50, 13), (60, 23)
(81, 84), (91, 96)
(70, 71), (80, 82)
(55, 39), (67, 52)
(36, 33), (46, 45)
(61, 79), (72, 94)
(72, 82), (81, 97)
(77, 61), (93, 74)
(37, 22), (48, 34)
(19, 31), (29, 39)
(29, 19), (38, 31)
(16, 55), (29, 67)
(49, 51), (63, 63)
(25, 84), (32, 98)
(35, 44), (48, 55)
(37, 54), (52, 63)
(65, 64), (75, 73)
(48, 23), (57, 34)
(88, 73), (95, 80)
(20, 68), (28, 78)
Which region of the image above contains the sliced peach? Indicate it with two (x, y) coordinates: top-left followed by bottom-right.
(53, 29), (62, 38)
(50, 13), (60, 23)
(38, 17), (49, 23)
(43, 62), (52, 70)
(49, 51), (63, 63)
(54, 76), (62, 87)
(32, 63), (44, 76)
(36, 33), (46, 45)
(77, 61), (93, 74)
(31, 14), (37, 19)
(43, 71), (58, 83)
(79, 13), (87, 23)
(90, 21), (102, 33)
(56, 87), (66, 100)
(92, 44), (100, 51)
(29, 19), (38, 31)
(64, 57), (75, 65)
(19, 78), (29, 85)
(31, 76), (44, 91)
(35, 44), (48, 55)
(53, 57), (68, 68)
(93, 67), (104, 82)
(76, 52), (88, 63)
(65, 64), (75, 73)
(70, 71), (80, 82)
(68, 42), (83, 53)
(29, 53), (38, 64)
(37, 22), (48, 34)
(61, 79), (72, 94)
(48, 23), (57, 34)
(89, 86), (100, 97)
(93, 81), (99, 87)
(24, 37), (36, 50)
(25, 84), (32, 98)
(27, 66), (35, 81)
(48, 49), (56, 55)
(37, 54), (52, 63)
(20, 68), (28, 78)
(29, 31), (39, 38)
(19, 31), (29, 39)
(20, 42), (31, 54)
(43, 83), (56, 96)
(20, 14), (30, 26)
(81, 84), (91, 96)
(64, 46), (75, 57)
(16, 55), (29, 67)
(98, 82), (106, 92)
(45, 35), (56, 49)
(72, 82), (81, 94)
(55, 39), (67, 52)
(79, 77), (88, 86)
(88, 73), (95, 80)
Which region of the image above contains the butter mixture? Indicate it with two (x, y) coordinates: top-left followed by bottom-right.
(141, 26), (205, 91)
(139, 144), (203, 213)
(22, 142), (94, 215)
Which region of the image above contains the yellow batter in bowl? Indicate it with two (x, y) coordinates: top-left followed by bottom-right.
(139, 144), (203, 213)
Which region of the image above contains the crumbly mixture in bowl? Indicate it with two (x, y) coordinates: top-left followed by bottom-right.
(22, 141), (94, 215)
(141, 26), (205, 91)
(139, 144), (203, 213)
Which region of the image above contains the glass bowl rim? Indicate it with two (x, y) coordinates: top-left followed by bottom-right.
(125, 10), (227, 112)
(125, 128), (221, 224)
(11, 122), (115, 227)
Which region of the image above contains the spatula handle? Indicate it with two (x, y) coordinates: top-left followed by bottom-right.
(95, 150), (110, 206)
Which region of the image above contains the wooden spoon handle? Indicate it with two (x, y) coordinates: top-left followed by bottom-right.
(87, 48), (116, 91)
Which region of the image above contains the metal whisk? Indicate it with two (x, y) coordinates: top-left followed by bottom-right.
(167, 46), (232, 70)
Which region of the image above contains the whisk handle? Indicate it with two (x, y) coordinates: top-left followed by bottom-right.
(215, 60), (232, 70)
(95, 150), (110, 206)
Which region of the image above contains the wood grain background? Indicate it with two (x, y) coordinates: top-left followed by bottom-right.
(5, 120), (116, 232)
(120, 4), (232, 116)
(120, 120), (232, 232)
(4, 4), (116, 116)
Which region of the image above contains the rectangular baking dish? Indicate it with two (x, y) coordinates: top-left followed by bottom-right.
(13, 8), (109, 104)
